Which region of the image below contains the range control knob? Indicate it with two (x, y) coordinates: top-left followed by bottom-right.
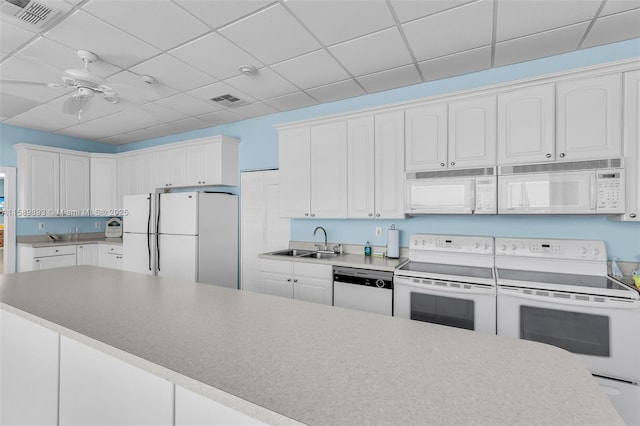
(483, 244), (489, 250)
(501, 244), (508, 251)
(375, 279), (385, 288)
(593, 248), (600, 256)
(580, 247), (588, 255)
(511, 244), (517, 251)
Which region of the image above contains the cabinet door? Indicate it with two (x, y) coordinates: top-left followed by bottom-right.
(19, 149), (59, 211)
(347, 116), (375, 218)
(91, 157), (118, 213)
(310, 121), (348, 218)
(448, 95), (497, 168)
(201, 142), (223, 186)
(622, 70), (640, 221)
(279, 127), (311, 218)
(293, 276), (332, 305)
(557, 73), (622, 161)
(185, 144), (204, 186)
(169, 147), (187, 187)
(134, 153), (155, 194)
(77, 244), (98, 266)
(60, 153), (90, 214)
(59, 335), (173, 426)
(261, 272), (293, 298)
(33, 254), (77, 270)
(175, 385), (264, 426)
(99, 244), (123, 270)
(374, 111), (405, 219)
(498, 84), (555, 165)
(405, 103), (448, 171)
(1, 309), (59, 426)
(118, 156), (136, 198)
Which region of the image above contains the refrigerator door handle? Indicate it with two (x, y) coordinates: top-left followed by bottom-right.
(147, 194), (152, 271)
(156, 193), (161, 272)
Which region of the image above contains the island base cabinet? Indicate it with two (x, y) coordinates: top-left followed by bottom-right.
(0, 309), (59, 426)
(260, 259), (332, 305)
(175, 385), (264, 426)
(59, 335), (173, 426)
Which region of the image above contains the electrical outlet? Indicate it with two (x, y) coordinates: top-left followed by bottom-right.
(95, 221), (101, 229)
(38, 223), (45, 230)
(375, 226), (382, 237)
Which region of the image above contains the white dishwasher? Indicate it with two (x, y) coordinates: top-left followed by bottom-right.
(333, 266), (394, 316)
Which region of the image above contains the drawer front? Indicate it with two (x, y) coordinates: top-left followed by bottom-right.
(260, 259), (293, 275)
(33, 245), (77, 257)
(99, 244), (123, 256)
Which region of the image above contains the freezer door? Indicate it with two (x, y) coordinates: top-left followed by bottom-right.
(157, 234), (197, 282)
(158, 192), (198, 235)
(123, 194), (154, 234)
(122, 233), (154, 274)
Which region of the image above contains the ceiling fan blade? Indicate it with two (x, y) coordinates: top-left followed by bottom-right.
(61, 95), (93, 115)
(0, 79), (61, 87)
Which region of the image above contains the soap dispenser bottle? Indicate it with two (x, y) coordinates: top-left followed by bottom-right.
(364, 241), (372, 257)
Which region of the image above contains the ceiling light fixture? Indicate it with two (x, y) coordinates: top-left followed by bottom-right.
(140, 75), (155, 85)
(238, 65), (257, 75)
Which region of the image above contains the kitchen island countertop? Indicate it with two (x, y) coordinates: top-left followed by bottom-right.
(0, 266), (624, 425)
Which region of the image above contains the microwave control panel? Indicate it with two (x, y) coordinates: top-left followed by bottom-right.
(596, 169), (624, 213)
(474, 177), (497, 214)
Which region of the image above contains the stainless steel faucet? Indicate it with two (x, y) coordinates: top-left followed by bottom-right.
(313, 226), (328, 251)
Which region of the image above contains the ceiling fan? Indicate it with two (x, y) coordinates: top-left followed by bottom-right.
(1, 50), (140, 118)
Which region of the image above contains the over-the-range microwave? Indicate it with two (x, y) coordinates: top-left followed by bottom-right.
(498, 158), (625, 214)
(405, 167), (497, 215)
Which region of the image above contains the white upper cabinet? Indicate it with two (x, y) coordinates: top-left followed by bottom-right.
(91, 155), (118, 214)
(556, 73), (622, 161)
(310, 121), (348, 218)
(497, 84), (555, 165)
(448, 94), (497, 169)
(17, 148), (59, 212)
(184, 137), (239, 187)
(59, 153), (90, 213)
(347, 116), (375, 218)
(279, 126), (311, 218)
(374, 111), (405, 219)
(155, 147), (187, 189)
(619, 70), (640, 221)
(405, 103), (448, 171)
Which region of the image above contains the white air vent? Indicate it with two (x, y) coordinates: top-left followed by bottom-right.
(210, 94), (249, 108)
(0, 0), (60, 27)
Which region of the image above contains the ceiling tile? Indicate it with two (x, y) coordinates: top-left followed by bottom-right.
(90, 109), (163, 134)
(270, 49), (350, 89)
(196, 110), (243, 125)
(600, 0), (640, 16)
(306, 79), (365, 103)
(225, 67), (298, 100)
(1, 21), (36, 56)
(402, 0), (494, 61)
(582, 8), (640, 48)
(139, 103), (190, 123)
(155, 93), (215, 116)
(82, 0), (210, 50)
(418, 45), (492, 81)
(389, 0), (476, 23)
(230, 102), (278, 118)
(0, 56), (73, 102)
(106, 71), (178, 104)
(169, 33), (263, 81)
(186, 81), (256, 104)
(219, 4), (320, 64)
(44, 10), (160, 68)
(285, 0), (395, 46)
(496, 22), (591, 67)
(120, 123), (183, 142)
(130, 54), (215, 92)
(328, 27), (413, 76)
(496, 0), (602, 42)
(356, 64), (422, 93)
(265, 91), (318, 111)
(1, 95), (56, 123)
(97, 134), (140, 145)
(174, 0), (274, 30)
(171, 116), (212, 130)
(56, 119), (121, 140)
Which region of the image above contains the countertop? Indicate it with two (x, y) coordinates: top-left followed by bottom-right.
(0, 266), (623, 425)
(17, 237), (123, 248)
(259, 251), (406, 272)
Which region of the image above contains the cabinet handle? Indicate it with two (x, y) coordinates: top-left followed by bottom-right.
(450, 161), (455, 166)
(559, 153), (565, 158)
(304, 213), (309, 217)
(287, 278), (292, 282)
(310, 213), (315, 217)
(440, 162), (445, 167)
(202, 181), (205, 184)
(376, 213), (380, 217)
(293, 279), (298, 283)
(546, 153), (552, 158)
(55, 249), (59, 252)
(630, 213), (637, 218)
(35, 259), (40, 262)
(368, 213), (373, 217)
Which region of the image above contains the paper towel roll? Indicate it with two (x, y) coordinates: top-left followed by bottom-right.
(387, 226), (400, 258)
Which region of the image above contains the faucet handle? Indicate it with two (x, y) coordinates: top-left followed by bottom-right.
(314, 244), (323, 251)
(333, 244), (343, 254)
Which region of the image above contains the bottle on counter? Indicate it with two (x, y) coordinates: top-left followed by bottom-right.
(364, 241), (372, 257)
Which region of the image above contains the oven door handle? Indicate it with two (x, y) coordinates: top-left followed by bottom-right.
(498, 287), (639, 310)
(395, 279), (495, 295)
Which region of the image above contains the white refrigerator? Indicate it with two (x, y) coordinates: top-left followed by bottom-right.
(123, 193), (156, 275)
(124, 191), (238, 289)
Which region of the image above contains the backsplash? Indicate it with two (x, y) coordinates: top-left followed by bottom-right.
(17, 217), (112, 237)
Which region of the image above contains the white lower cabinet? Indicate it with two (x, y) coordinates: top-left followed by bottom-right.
(260, 259), (333, 305)
(76, 243), (98, 266)
(59, 335), (173, 426)
(175, 385), (264, 426)
(0, 309), (60, 426)
(99, 243), (123, 269)
(18, 244), (77, 272)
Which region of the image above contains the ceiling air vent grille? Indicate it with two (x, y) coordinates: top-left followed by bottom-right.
(210, 94), (249, 108)
(0, 0), (60, 27)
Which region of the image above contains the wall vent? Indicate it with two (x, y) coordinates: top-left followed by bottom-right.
(406, 167), (495, 180)
(0, 0), (60, 27)
(210, 94), (249, 108)
(500, 158), (624, 175)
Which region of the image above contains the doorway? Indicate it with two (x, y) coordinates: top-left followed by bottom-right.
(0, 167), (16, 274)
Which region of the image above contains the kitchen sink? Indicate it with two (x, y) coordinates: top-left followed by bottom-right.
(268, 248), (315, 257)
(300, 251), (339, 259)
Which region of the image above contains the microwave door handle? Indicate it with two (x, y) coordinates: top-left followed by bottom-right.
(590, 174), (597, 211)
(498, 287), (637, 310)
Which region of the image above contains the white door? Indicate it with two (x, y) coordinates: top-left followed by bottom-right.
(157, 234), (197, 282)
(294, 276), (332, 305)
(123, 233), (154, 274)
(90, 156), (118, 213)
(260, 272), (293, 298)
(77, 244), (98, 266)
(448, 95), (497, 168)
(201, 142), (223, 185)
(185, 144), (203, 186)
(33, 254), (76, 270)
(279, 126), (311, 218)
(347, 116), (375, 218)
(158, 192), (198, 235)
(405, 102), (448, 171)
(168, 147), (188, 187)
(310, 121), (348, 218)
(123, 194), (154, 234)
(59, 153), (90, 214)
(22, 149), (59, 211)
(557, 73), (622, 161)
(375, 111), (405, 219)
(497, 84), (555, 165)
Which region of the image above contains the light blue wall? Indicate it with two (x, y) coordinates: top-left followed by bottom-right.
(1, 39), (639, 260)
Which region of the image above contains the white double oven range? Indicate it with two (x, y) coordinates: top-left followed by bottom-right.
(393, 233), (640, 425)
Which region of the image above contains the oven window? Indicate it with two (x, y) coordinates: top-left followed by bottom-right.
(520, 306), (610, 356)
(410, 293), (474, 330)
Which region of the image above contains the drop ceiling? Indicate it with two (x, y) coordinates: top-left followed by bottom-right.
(0, 0), (638, 145)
